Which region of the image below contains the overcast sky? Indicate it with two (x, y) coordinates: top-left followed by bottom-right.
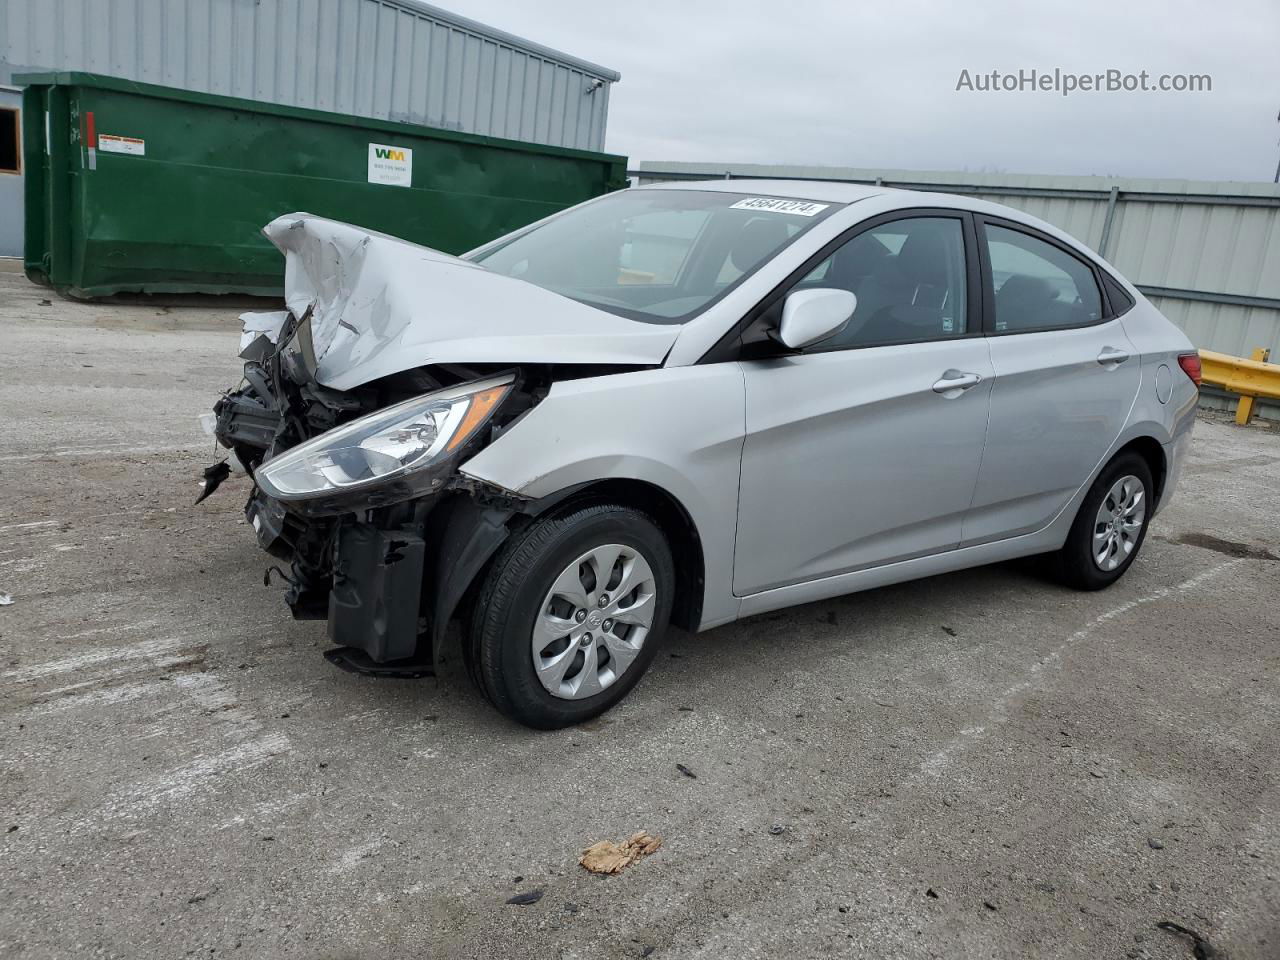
(454, 0), (1280, 182)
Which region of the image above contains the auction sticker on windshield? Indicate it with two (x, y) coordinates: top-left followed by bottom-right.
(729, 197), (829, 216)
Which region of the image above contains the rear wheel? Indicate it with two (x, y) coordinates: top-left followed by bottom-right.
(467, 503), (674, 729)
(1052, 452), (1153, 590)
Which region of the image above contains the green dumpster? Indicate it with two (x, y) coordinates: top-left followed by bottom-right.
(20, 72), (628, 298)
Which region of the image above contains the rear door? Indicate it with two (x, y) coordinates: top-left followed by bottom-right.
(962, 218), (1141, 545)
(733, 212), (994, 595)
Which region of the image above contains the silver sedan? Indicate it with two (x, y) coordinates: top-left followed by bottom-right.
(209, 180), (1201, 728)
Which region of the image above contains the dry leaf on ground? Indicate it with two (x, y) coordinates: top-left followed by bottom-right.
(579, 831), (663, 875)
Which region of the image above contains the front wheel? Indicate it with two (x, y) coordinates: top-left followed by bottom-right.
(1052, 452), (1154, 590)
(467, 503), (675, 729)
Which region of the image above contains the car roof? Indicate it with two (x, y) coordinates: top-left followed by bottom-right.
(634, 178), (887, 204)
(633, 178), (1107, 265)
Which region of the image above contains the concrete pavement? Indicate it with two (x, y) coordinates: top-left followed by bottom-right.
(1, 267), (1277, 960)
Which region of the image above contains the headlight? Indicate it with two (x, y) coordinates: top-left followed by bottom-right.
(255, 374), (514, 509)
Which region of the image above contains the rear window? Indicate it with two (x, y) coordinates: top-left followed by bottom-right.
(471, 189), (841, 324)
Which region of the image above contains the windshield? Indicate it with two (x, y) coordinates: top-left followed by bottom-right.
(469, 189), (842, 324)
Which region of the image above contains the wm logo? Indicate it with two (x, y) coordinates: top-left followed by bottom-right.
(375, 147), (406, 161)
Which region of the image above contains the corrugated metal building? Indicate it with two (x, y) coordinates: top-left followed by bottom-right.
(0, 0), (619, 256)
(638, 161), (1280, 418)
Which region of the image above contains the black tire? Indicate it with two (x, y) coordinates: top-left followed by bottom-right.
(1051, 452), (1154, 590)
(467, 502), (675, 729)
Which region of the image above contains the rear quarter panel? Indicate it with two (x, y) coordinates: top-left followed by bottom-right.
(1119, 297), (1199, 513)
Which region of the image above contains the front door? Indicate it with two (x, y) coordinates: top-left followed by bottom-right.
(734, 214), (993, 596)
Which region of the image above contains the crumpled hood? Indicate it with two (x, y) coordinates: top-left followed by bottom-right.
(262, 214), (679, 391)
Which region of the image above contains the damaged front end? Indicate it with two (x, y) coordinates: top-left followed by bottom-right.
(201, 214), (676, 677)
(211, 309), (532, 674)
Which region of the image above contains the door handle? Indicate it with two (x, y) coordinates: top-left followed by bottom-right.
(1097, 347), (1130, 367)
(932, 370), (983, 395)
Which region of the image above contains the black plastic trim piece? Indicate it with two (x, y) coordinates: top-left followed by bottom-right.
(1101, 271), (1137, 318)
(328, 522), (426, 662)
(423, 495), (518, 654)
(323, 646), (435, 679)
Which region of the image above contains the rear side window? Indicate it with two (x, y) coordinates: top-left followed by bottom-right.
(984, 224), (1102, 332)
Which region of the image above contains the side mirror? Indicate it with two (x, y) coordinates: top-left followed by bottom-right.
(778, 288), (857, 350)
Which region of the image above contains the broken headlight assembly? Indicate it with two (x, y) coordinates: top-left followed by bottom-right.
(255, 374), (514, 514)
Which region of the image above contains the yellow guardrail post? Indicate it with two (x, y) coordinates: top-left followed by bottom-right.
(1235, 348), (1271, 425)
(1198, 347), (1278, 426)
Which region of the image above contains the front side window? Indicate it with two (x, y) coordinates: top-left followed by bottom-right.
(792, 216), (968, 349)
(984, 224), (1103, 331)
(470, 189), (839, 324)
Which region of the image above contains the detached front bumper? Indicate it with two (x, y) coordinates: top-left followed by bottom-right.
(241, 481), (520, 676)
(328, 521), (426, 662)
(247, 487), (431, 664)
(207, 312), (528, 674)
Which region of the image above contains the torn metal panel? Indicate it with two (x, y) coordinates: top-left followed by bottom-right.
(238, 311), (291, 361)
(262, 214), (678, 391)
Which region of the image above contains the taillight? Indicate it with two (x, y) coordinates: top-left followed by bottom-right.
(1177, 353), (1202, 387)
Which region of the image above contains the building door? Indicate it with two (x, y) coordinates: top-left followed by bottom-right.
(0, 87), (23, 258)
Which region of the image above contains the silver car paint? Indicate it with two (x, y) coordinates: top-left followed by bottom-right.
(459, 364), (749, 629)
(264, 214), (679, 391)
(1119, 296), (1200, 515)
(961, 320), (1143, 545)
(735, 324), (1192, 621)
(456, 181), (1197, 630)
(733, 339), (994, 594)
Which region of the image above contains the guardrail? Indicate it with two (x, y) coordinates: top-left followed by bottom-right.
(1199, 348), (1278, 425)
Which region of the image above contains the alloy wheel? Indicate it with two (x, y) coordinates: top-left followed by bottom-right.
(531, 543), (657, 700)
(1093, 474), (1146, 571)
